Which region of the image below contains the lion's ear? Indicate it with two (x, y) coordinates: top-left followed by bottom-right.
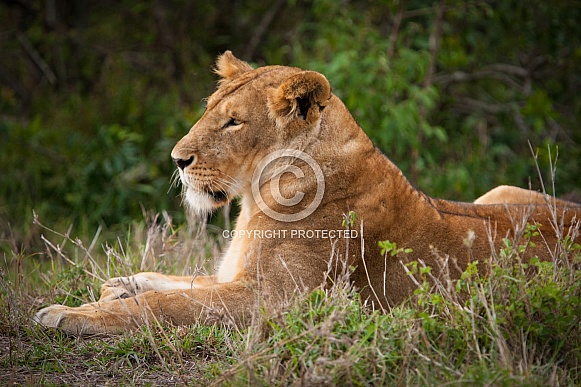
(268, 71), (331, 127)
(214, 51), (253, 84)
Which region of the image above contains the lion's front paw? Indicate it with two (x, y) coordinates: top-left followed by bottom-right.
(35, 303), (124, 335)
(35, 304), (97, 334)
(99, 277), (137, 302)
(35, 304), (70, 329)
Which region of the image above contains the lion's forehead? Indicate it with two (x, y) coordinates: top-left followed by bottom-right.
(206, 65), (301, 110)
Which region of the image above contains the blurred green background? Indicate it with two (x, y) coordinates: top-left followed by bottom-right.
(1, 0), (580, 253)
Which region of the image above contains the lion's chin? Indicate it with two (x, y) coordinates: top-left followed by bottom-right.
(184, 189), (229, 214)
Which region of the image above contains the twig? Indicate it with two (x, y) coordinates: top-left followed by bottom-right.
(387, 1), (405, 59)
(412, 1), (444, 183)
(433, 68), (524, 91)
(16, 32), (57, 85)
(423, 1), (444, 89)
(243, 0), (285, 61)
(359, 221), (388, 312)
(402, 0), (491, 19)
(454, 97), (517, 114)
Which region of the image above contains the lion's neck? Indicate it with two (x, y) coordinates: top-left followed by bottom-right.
(314, 105), (439, 233)
(350, 145), (437, 224)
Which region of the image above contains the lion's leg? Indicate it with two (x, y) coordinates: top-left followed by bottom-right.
(474, 185), (576, 206)
(99, 272), (216, 302)
(36, 281), (251, 334)
(474, 186), (542, 205)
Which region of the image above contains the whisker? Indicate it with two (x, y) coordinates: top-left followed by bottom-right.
(170, 169), (181, 187)
(215, 175), (241, 196)
(167, 169), (182, 195)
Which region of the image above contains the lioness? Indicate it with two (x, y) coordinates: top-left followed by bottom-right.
(36, 52), (581, 334)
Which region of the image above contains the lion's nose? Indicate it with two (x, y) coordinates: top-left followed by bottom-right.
(173, 156), (195, 170)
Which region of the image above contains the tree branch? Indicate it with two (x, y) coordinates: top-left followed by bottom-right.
(433, 68), (525, 91)
(423, 1), (444, 89)
(455, 97), (518, 114)
(387, 1), (405, 59)
(243, 0), (285, 61)
(402, 0), (492, 19)
(16, 31), (57, 85)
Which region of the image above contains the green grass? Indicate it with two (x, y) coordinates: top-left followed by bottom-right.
(1, 209), (580, 386)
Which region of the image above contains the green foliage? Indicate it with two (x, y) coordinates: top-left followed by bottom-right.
(280, 0), (580, 199)
(52, 265), (97, 307)
(287, 0), (445, 184)
(341, 210), (357, 228)
(409, 225), (581, 383)
(238, 285), (408, 385)
(487, 253), (581, 368)
(379, 239), (413, 256)
(98, 324), (234, 370)
(0, 87), (193, 247)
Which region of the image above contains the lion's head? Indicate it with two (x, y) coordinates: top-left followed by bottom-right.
(171, 51), (332, 215)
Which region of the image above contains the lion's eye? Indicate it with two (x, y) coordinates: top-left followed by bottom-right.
(223, 118), (243, 128)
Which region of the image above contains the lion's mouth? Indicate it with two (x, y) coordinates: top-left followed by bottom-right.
(206, 189), (228, 203)
(181, 173), (233, 211)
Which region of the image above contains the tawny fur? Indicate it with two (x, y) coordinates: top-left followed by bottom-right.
(475, 185), (580, 206)
(36, 52), (581, 335)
